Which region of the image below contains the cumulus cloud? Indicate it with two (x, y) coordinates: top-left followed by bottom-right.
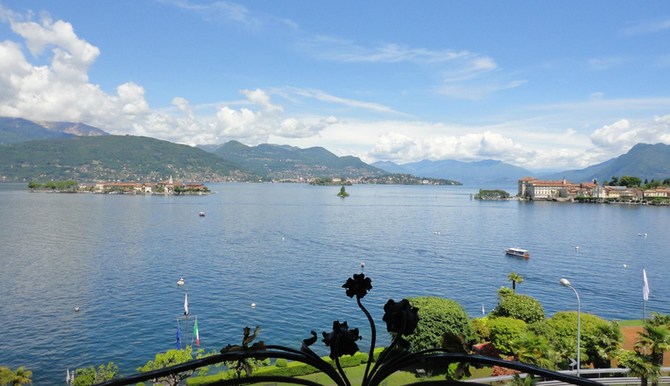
(0, 11), (150, 130)
(589, 114), (670, 151)
(0, 8), (336, 145)
(369, 131), (531, 164)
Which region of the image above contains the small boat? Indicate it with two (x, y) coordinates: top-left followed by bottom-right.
(199, 212), (205, 217)
(177, 277), (184, 286)
(505, 248), (530, 259)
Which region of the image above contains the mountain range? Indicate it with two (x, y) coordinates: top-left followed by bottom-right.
(0, 117), (108, 145)
(3, 117), (670, 185)
(0, 135), (256, 182)
(213, 140), (385, 179)
(372, 159), (532, 184)
(540, 143), (670, 183)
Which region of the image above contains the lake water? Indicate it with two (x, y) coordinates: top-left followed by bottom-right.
(1, 182), (668, 384)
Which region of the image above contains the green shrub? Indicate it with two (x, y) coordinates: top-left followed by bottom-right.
(488, 317), (528, 355)
(372, 347), (384, 362)
(405, 296), (477, 351)
(355, 352), (369, 363)
(275, 358), (288, 367)
(547, 312), (622, 368)
(472, 317), (490, 342)
(492, 294), (544, 324)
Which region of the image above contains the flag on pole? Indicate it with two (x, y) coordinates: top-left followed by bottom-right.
(176, 320), (181, 349)
(194, 319), (200, 346)
(66, 368), (70, 384)
(184, 293), (189, 315)
(643, 268), (650, 301)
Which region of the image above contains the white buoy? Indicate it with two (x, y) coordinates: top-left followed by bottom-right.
(645, 233), (648, 237)
(282, 237), (285, 241)
(623, 264), (628, 268)
(74, 307), (80, 312)
(251, 303), (256, 308)
(638, 233), (642, 236)
(575, 246), (579, 250)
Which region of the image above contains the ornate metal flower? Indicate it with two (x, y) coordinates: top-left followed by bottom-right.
(382, 299), (419, 336)
(322, 321), (361, 359)
(342, 273), (372, 299)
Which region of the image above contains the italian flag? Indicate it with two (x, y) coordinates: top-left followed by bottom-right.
(194, 319), (200, 346)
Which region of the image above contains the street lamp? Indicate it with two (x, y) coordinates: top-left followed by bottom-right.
(560, 278), (581, 377)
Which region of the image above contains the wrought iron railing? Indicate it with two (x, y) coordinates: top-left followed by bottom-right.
(96, 274), (604, 386)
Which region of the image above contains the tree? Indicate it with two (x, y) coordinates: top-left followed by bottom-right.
(663, 178), (670, 186)
(493, 294), (545, 324)
(610, 176), (619, 186)
(403, 296), (476, 352)
(42, 181), (56, 190)
(72, 363), (118, 386)
(0, 366), (33, 386)
(644, 178), (649, 185)
(507, 273), (524, 293)
(618, 350), (660, 386)
(137, 346), (195, 386)
(337, 186), (349, 197)
(635, 322), (670, 376)
(510, 331), (554, 369)
(173, 185), (186, 195)
(488, 317), (528, 355)
(27, 182), (41, 191)
(619, 175), (642, 187)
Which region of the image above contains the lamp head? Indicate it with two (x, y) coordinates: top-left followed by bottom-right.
(559, 278), (571, 287)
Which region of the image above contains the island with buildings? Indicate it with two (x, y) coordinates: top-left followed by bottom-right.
(28, 176), (210, 195)
(517, 176), (670, 204)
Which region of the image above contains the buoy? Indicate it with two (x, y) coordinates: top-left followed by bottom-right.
(645, 233), (648, 237)
(199, 212), (205, 217)
(638, 233), (642, 236)
(251, 303), (256, 308)
(282, 237), (285, 241)
(623, 264), (628, 268)
(575, 246), (579, 250)
(74, 307), (80, 312)
(361, 262), (365, 269)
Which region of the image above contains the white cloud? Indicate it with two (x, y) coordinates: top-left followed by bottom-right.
(435, 80), (526, 100)
(589, 114), (670, 151)
(622, 19), (670, 35)
(155, 0), (261, 29)
(287, 88), (408, 115)
(588, 56), (628, 71)
(368, 131), (531, 164)
(292, 36), (499, 83)
(0, 9), (336, 146)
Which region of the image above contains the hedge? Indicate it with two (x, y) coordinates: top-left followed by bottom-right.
(492, 294), (545, 324)
(488, 317), (528, 355)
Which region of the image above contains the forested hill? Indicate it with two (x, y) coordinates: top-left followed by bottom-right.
(542, 143), (670, 183)
(214, 140), (385, 179)
(0, 135), (257, 182)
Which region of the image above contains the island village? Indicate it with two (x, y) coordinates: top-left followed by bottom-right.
(517, 176), (670, 202)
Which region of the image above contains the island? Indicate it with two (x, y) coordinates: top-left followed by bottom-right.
(27, 177), (210, 195)
(474, 189), (512, 200)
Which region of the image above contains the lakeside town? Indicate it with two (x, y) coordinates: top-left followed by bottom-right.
(517, 176), (670, 203)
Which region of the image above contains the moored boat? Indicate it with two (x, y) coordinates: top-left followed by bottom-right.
(505, 247), (530, 259)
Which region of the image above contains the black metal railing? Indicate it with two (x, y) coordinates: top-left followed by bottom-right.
(95, 274), (604, 386)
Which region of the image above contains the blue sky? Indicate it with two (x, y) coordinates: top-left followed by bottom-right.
(1, 0), (669, 170)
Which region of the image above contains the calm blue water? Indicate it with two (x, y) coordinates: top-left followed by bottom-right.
(1, 182), (668, 384)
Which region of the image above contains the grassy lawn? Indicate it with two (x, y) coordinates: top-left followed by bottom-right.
(618, 319), (643, 327)
(190, 363), (495, 386)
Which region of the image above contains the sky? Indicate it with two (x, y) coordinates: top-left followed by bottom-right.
(1, 1), (669, 171)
